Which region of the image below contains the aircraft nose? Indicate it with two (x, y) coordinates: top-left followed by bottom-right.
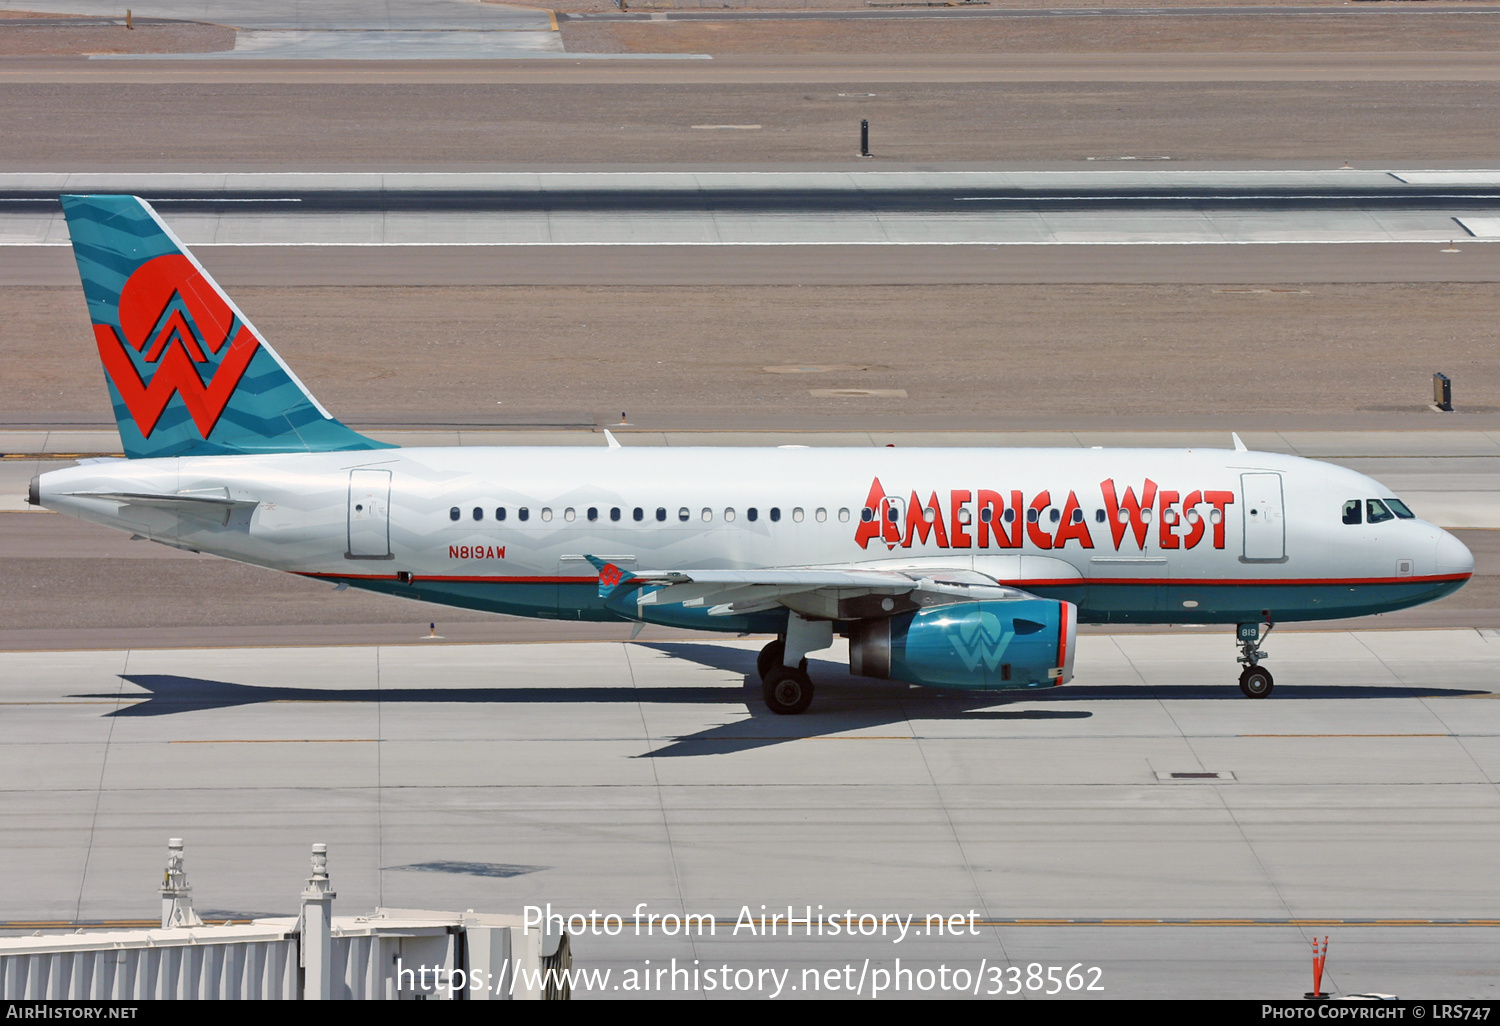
(1435, 528), (1474, 576)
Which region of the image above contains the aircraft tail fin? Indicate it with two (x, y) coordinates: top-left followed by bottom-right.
(60, 194), (393, 459)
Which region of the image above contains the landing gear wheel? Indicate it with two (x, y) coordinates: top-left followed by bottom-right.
(762, 666), (815, 715)
(756, 640), (806, 681)
(1239, 665), (1274, 699)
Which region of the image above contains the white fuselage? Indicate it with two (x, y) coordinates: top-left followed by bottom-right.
(37, 445), (1473, 629)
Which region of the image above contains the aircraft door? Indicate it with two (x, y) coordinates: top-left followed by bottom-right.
(1240, 472), (1285, 561)
(347, 469), (392, 559)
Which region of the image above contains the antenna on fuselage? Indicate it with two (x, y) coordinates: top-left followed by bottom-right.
(603, 429), (622, 449)
(1231, 432), (1248, 452)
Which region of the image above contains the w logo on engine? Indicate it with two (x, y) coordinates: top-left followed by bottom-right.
(92, 253), (261, 439)
(948, 610), (1015, 672)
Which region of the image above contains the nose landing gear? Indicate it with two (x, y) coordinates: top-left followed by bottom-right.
(1236, 620), (1274, 698)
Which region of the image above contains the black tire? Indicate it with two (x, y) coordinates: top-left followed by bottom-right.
(756, 640), (806, 681)
(762, 667), (815, 715)
(1239, 665), (1274, 699)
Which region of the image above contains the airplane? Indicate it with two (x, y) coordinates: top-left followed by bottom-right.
(28, 195), (1475, 714)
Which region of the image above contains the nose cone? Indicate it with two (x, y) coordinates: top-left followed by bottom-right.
(1436, 529), (1474, 577)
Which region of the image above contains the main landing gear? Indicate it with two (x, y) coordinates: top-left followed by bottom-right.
(757, 636), (814, 715)
(1236, 619), (1275, 699)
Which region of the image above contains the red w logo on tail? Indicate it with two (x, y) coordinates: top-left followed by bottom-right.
(94, 254), (261, 439)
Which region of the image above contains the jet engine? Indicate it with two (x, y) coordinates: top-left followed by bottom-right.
(847, 599), (1077, 690)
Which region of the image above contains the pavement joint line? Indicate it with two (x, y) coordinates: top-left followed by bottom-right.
(168, 738), (378, 743)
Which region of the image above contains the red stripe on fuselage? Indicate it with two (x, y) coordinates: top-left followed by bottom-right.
(298, 571), (1471, 587)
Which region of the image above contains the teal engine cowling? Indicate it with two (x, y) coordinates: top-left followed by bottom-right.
(847, 599), (1078, 690)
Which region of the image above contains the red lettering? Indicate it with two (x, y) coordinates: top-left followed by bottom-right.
(1181, 490), (1205, 549)
(903, 491), (950, 548)
(1158, 490), (1180, 549)
(1204, 490), (1235, 549)
(854, 477), (886, 549)
(1026, 491), (1054, 550)
(949, 490), (973, 549)
(1052, 490), (1095, 549)
(449, 545), (459, 558)
(976, 489), (1003, 548)
(1005, 489), (1024, 548)
(1101, 478), (1158, 550)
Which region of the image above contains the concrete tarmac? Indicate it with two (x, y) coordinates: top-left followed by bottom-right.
(3, 633), (1499, 997)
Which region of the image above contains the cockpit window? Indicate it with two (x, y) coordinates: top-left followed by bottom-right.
(1342, 500), (1362, 525)
(1367, 499), (1395, 524)
(1385, 498), (1416, 520)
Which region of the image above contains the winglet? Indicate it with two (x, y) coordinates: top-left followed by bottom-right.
(603, 429), (622, 449)
(1231, 432), (1248, 452)
(585, 555), (636, 598)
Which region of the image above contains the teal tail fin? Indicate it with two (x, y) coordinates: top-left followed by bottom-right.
(60, 194), (393, 459)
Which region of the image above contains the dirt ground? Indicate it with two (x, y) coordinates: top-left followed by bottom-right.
(0, 15), (231, 55)
(1, 79), (1498, 166)
(7, 283), (1500, 422)
(561, 13), (1500, 53)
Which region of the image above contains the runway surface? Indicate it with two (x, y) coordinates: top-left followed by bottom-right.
(4, 633), (1499, 996)
(7, 169), (1498, 246)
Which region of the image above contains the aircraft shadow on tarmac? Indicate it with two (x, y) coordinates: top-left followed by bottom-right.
(78, 641), (1485, 759)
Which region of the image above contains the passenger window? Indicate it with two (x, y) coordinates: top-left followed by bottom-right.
(748, 508), (759, 522)
(861, 508), (874, 523)
(1049, 509), (1061, 524)
(1342, 500), (1362, 525)
(1003, 509), (1015, 523)
(725, 508), (736, 522)
(449, 507), (460, 521)
(472, 507), (483, 522)
(678, 507), (690, 522)
(1367, 499), (1395, 524)
(588, 507), (598, 522)
(792, 508), (804, 523)
(1071, 508), (1083, 524)
(519, 507), (530, 522)
(979, 508), (993, 524)
(838, 509), (850, 523)
(771, 507), (781, 522)
(656, 507), (667, 522)
(1026, 509), (1038, 524)
(564, 508), (576, 522)
(702, 508), (713, 522)
(496, 507), (506, 521)
(1386, 498), (1416, 520)
(1094, 509), (1105, 524)
(816, 508), (827, 523)
(541, 508), (553, 522)
(633, 507), (643, 522)
(610, 507), (621, 522)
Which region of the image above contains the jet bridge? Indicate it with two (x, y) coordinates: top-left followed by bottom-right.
(0, 840), (566, 1001)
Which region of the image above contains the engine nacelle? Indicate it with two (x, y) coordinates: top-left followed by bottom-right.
(848, 599), (1077, 690)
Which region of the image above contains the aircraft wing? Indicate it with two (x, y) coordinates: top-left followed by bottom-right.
(587, 557), (1032, 619)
